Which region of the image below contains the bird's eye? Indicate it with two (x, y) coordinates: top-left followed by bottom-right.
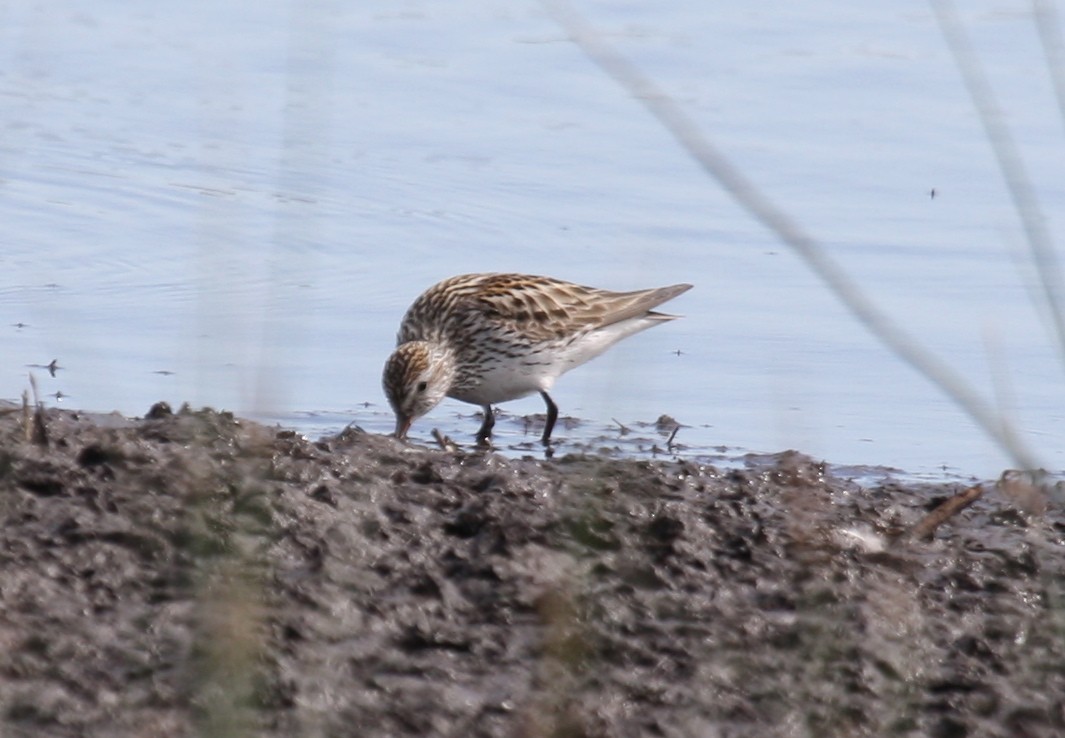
(416, 381), (428, 393)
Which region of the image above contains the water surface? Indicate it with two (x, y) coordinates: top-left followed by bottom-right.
(3, 0), (1064, 479)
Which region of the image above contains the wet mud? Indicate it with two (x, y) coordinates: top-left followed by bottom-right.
(1, 404), (1063, 737)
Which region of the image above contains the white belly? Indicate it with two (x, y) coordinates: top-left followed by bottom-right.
(447, 317), (661, 407)
(448, 361), (552, 406)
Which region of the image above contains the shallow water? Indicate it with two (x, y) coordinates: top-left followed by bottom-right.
(2, 0), (1064, 479)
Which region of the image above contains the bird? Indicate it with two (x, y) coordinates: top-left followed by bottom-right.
(382, 273), (692, 447)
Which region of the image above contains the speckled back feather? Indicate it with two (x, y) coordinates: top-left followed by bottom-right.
(397, 273), (691, 348)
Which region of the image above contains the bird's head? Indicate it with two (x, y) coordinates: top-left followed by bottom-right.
(382, 341), (454, 439)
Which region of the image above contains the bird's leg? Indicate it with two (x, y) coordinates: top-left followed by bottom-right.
(475, 405), (495, 446)
(539, 391), (558, 446)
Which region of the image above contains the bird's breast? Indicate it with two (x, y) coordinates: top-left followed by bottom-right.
(449, 350), (559, 405)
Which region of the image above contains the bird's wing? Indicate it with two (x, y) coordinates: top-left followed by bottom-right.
(460, 274), (691, 341)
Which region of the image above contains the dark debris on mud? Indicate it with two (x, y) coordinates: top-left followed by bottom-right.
(1, 404), (1063, 738)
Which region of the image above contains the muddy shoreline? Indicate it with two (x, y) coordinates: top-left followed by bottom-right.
(1, 404), (1062, 737)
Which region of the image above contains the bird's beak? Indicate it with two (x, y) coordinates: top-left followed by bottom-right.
(394, 414), (412, 440)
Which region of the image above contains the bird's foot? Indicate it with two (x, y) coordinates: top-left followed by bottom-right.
(540, 434), (555, 459)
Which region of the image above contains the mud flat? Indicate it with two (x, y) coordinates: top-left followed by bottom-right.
(0, 404), (1062, 737)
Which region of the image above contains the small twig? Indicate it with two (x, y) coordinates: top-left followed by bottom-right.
(28, 373), (47, 446)
(666, 425), (680, 448)
(32, 406), (48, 446)
(21, 390), (30, 442)
(611, 418), (630, 435)
(431, 428), (459, 453)
(906, 485), (984, 541)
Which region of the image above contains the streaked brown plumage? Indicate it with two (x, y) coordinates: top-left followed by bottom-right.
(383, 273), (692, 446)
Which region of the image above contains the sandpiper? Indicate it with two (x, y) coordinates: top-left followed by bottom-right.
(382, 273), (691, 446)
